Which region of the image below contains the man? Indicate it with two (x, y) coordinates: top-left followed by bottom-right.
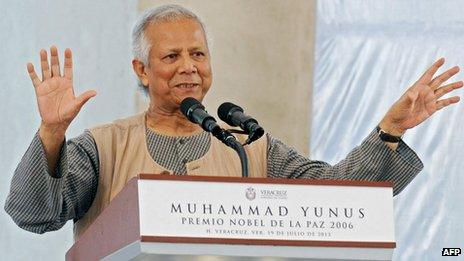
(4, 5), (462, 240)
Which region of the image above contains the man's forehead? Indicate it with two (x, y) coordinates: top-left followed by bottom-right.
(145, 19), (207, 46)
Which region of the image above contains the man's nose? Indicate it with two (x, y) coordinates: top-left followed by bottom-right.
(178, 56), (197, 74)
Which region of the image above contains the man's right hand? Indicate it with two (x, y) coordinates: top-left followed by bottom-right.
(28, 46), (96, 135)
(28, 46), (96, 175)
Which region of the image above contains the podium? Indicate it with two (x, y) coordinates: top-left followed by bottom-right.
(66, 175), (396, 260)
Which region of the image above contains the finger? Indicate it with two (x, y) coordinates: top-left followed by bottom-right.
(40, 49), (51, 81)
(75, 90), (97, 109)
(436, 96), (460, 110)
(417, 58), (445, 84)
(434, 81), (464, 99)
(50, 45), (61, 77)
(430, 66), (460, 90)
(27, 63), (41, 88)
(64, 48), (73, 81)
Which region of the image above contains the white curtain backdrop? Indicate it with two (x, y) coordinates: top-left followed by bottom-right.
(2, 0), (463, 260)
(0, 1), (137, 260)
(313, 1), (464, 260)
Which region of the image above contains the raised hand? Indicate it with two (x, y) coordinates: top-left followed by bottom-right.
(28, 46), (96, 133)
(28, 46), (96, 174)
(380, 58), (462, 137)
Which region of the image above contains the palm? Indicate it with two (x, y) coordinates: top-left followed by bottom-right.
(382, 58), (462, 134)
(28, 47), (96, 129)
(36, 77), (78, 125)
(399, 85), (436, 129)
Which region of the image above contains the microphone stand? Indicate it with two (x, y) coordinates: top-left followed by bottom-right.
(231, 142), (249, 178)
(210, 126), (249, 178)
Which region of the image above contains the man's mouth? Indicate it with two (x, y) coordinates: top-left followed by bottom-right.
(175, 83), (199, 89)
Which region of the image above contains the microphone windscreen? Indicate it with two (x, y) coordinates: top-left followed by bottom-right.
(218, 102), (243, 123)
(180, 97), (201, 117)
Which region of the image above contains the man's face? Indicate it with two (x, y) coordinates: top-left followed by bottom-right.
(143, 19), (212, 111)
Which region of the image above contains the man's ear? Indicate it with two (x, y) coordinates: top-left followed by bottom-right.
(132, 59), (149, 87)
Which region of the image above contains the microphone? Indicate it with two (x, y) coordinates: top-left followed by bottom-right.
(180, 97), (221, 135)
(181, 97), (249, 177)
(217, 102), (265, 144)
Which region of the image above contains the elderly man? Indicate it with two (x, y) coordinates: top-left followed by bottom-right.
(5, 5), (462, 240)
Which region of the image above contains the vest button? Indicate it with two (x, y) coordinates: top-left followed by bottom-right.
(190, 165), (200, 171)
(179, 138), (185, 145)
(182, 158), (188, 164)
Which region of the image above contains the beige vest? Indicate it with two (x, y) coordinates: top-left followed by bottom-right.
(73, 113), (268, 240)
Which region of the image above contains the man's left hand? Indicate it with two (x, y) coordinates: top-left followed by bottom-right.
(380, 58), (462, 137)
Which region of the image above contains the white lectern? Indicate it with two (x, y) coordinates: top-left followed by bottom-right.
(66, 174), (396, 260)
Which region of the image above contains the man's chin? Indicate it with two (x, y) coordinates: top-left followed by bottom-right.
(176, 93), (204, 105)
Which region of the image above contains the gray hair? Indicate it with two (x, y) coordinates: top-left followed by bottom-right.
(132, 4), (209, 65)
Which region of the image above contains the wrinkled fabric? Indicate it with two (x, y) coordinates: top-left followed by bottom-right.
(314, 1), (464, 260)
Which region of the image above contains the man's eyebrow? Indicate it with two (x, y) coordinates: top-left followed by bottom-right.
(162, 46), (205, 53)
(189, 47), (205, 51)
(164, 47), (182, 53)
